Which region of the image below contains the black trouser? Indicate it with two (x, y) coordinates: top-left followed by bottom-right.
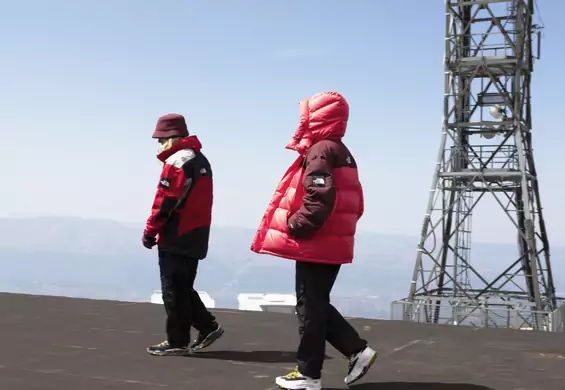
(158, 250), (216, 347)
(295, 261), (367, 379)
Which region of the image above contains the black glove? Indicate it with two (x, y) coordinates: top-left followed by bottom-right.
(142, 234), (157, 249)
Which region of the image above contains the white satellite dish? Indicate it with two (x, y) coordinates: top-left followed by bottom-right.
(484, 104), (506, 138)
(482, 132), (496, 139)
(489, 104), (505, 120)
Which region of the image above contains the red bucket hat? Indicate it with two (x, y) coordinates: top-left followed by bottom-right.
(152, 114), (189, 138)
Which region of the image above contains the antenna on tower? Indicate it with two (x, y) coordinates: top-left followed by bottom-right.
(391, 0), (564, 331)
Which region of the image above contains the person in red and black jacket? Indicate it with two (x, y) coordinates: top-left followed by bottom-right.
(251, 92), (377, 390)
(143, 113), (223, 356)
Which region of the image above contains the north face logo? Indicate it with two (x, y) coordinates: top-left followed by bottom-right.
(312, 176), (326, 187)
(159, 179), (170, 188)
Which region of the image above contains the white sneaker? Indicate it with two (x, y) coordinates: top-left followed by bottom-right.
(275, 367), (322, 390)
(344, 346), (378, 385)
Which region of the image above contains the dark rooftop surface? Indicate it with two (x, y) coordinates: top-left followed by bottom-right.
(1, 293), (564, 390)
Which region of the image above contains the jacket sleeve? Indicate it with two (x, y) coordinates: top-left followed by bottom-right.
(287, 146), (336, 238)
(144, 163), (187, 238)
(358, 183), (364, 220)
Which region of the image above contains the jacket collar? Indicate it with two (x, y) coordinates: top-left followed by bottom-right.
(157, 135), (202, 162)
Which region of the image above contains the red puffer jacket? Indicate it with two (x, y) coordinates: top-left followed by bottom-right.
(250, 91), (364, 264)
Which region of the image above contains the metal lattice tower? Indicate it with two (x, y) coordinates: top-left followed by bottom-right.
(394, 0), (561, 331)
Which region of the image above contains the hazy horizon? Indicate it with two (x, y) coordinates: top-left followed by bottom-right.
(1, 216), (564, 321)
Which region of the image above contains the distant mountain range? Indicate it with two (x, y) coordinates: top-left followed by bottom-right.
(0, 217), (563, 319)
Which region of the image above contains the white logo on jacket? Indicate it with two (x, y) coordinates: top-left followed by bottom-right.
(312, 176), (326, 187)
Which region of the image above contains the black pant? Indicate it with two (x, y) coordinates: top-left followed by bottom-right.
(295, 261), (367, 379)
(158, 250), (216, 347)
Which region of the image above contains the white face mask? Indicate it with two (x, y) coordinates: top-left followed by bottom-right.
(157, 138), (170, 154)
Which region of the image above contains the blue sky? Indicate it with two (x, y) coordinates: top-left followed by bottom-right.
(1, 0), (563, 244)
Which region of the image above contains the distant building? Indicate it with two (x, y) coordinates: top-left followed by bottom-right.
(237, 293), (296, 314)
(150, 290), (216, 308)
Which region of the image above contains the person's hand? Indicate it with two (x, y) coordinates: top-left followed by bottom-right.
(287, 220), (297, 237)
(287, 215), (301, 238)
(142, 234), (157, 249)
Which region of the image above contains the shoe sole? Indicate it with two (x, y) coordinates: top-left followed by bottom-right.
(345, 351), (378, 386)
(191, 326), (225, 352)
(276, 381), (322, 390)
(147, 348), (191, 356)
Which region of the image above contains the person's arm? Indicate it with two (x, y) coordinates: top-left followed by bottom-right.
(358, 183), (364, 220)
(287, 144), (336, 238)
(144, 162), (187, 239)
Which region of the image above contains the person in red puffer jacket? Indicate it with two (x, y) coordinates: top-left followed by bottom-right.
(251, 92), (377, 390)
(143, 113), (223, 357)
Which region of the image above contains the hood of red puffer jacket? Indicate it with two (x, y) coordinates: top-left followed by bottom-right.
(285, 91), (349, 155)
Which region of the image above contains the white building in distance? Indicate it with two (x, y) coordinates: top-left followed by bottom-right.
(238, 293), (296, 314)
(150, 290), (216, 308)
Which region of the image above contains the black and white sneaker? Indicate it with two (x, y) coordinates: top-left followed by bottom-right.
(147, 340), (190, 356)
(190, 322), (224, 352)
(344, 346), (378, 385)
(275, 367), (322, 390)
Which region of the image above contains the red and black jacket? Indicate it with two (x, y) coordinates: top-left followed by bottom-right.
(144, 136), (213, 259)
